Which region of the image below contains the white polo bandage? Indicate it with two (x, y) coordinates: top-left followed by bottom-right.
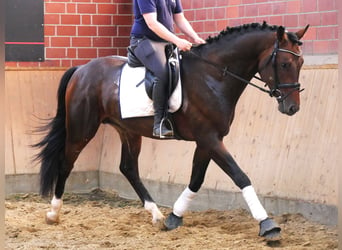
(242, 185), (268, 222)
(173, 187), (197, 217)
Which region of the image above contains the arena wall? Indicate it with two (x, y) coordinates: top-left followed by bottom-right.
(5, 0), (339, 225)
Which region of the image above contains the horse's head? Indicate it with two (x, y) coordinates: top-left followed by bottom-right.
(258, 25), (309, 116)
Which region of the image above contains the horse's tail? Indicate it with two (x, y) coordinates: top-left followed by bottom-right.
(32, 66), (78, 197)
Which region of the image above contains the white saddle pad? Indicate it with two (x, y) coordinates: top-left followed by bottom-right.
(119, 63), (182, 119)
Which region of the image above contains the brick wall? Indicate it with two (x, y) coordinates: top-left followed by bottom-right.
(5, 0), (338, 68)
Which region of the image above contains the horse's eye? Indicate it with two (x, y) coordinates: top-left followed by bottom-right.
(281, 62), (290, 68)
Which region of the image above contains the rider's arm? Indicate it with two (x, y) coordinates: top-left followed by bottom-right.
(142, 12), (192, 51)
(173, 13), (205, 44)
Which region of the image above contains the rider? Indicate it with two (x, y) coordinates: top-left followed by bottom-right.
(129, 0), (205, 138)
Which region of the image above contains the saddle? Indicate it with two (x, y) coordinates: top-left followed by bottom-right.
(127, 42), (180, 100)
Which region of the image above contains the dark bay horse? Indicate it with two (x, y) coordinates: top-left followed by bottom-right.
(33, 22), (309, 240)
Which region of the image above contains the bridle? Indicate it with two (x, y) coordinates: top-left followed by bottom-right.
(187, 39), (304, 101)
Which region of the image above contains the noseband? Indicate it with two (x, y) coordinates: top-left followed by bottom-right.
(187, 40), (304, 101)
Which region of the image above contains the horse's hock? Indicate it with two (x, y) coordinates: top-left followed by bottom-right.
(5, 60), (339, 226)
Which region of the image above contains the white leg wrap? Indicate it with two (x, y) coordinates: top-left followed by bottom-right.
(144, 201), (164, 224)
(173, 187), (197, 217)
(242, 186), (268, 222)
(46, 196), (63, 224)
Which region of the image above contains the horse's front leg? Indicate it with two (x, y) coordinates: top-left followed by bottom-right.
(118, 132), (164, 226)
(210, 140), (281, 239)
(164, 146), (211, 230)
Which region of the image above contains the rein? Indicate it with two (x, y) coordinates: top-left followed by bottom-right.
(187, 40), (304, 101)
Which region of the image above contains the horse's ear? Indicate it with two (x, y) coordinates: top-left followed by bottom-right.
(277, 26), (286, 42)
(296, 24), (310, 40)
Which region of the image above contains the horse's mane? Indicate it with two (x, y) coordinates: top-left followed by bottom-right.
(203, 21), (301, 45)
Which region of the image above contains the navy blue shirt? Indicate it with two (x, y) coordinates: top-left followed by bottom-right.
(131, 0), (183, 41)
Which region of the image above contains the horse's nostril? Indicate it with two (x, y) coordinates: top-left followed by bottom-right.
(288, 105), (299, 115)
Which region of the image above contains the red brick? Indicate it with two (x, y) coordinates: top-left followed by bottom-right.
(117, 48), (128, 56)
(78, 48), (98, 58)
(45, 3), (65, 13)
(41, 60), (62, 67)
(67, 3), (76, 13)
(98, 26), (117, 36)
(45, 14), (60, 25)
(113, 15), (132, 25)
(318, 0), (335, 11)
(182, 1), (191, 10)
(195, 9), (207, 20)
(78, 26), (97, 36)
(217, 20), (229, 31)
(118, 26), (131, 36)
(82, 15), (91, 25)
(46, 48), (66, 58)
(286, 0), (301, 13)
(51, 37), (71, 47)
(98, 4), (117, 14)
(227, 6), (239, 18)
(272, 2), (286, 15)
(204, 20), (216, 33)
(98, 48), (116, 57)
(316, 27), (334, 40)
(268, 15), (283, 26)
(204, 0), (216, 8)
(93, 37), (112, 47)
(242, 0), (256, 4)
(44, 26), (55, 36)
(302, 40), (313, 54)
(228, 0), (241, 5)
(302, 26), (316, 40)
(312, 40), (331, 54)
(61, 14), (80, 25)
(118, 4), (132, 15)
(78, 3), (96, 14)
(302, 0), (317, 12)
(57, 26), (76, 36)
(113, 37), (130, 47)
(193, 0), (204, 9)
(5, 62), (18, 67)
(72, 37), (91, 47)
(67, 48), (77, 58)
(245, 4), (257, 17)
(93, 15), (112, 25)
(258, 4), (272, 16)
(298, 13), (321, 27)
(192, 21), (204, 33)
(18, 62), (42, 67)
(214, 7), (226, 19)
(184, 10), (195, 21)
(61, 60), (72, 67)
(283, 15), (298, 28)
(93, 0), (112, 3)
(72, 59), (91, 66)
(321, 11), (337, 26)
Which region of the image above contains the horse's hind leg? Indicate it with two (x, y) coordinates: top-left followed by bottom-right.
(118, 132), (164, 225)
(46, 117), (101, 224)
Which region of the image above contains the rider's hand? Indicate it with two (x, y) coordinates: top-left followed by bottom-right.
(193, 36), (206, 45)
(176, 38), (193, 51)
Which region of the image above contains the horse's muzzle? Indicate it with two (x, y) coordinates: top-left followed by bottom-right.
(278, 103), (299, 116)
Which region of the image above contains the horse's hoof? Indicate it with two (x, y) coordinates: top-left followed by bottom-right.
(259, 218), (281, 240)
(164, 213), (183, 230)
(45, 212), (59, 225)
(153, 217), (166, 230)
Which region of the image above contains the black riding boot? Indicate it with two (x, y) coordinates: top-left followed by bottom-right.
(152, 80), (174, 138)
